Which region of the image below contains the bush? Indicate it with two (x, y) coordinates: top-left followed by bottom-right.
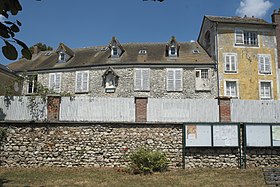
(128, 147), (168, 175)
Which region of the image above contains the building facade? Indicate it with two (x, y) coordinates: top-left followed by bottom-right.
(8, 37), (218, 99)
(198, 15), (278, 100)
(0, 64), (22, 96)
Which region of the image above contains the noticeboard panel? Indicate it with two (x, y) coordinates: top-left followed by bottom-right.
(213, 125), (238, 147)
(186, 124), (211, 147)
(272, 125), (280, 146)
(246, 125), (271, 147)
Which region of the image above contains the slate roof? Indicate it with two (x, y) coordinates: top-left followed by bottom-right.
(0, 63), (19, 77)
(206, 15), (274, 25)
(8, 41), (214, 72)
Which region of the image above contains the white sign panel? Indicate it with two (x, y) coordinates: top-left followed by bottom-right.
(246, 125), (271, 147)
(213, 125), (238, 147)
(272, 125), (280, 146)
(186, 125), (211, 147)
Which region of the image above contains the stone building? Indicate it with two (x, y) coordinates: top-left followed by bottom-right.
(198, 15), (278, 100)
(8, 37), (217, 99)
(0, 64), (22, 96)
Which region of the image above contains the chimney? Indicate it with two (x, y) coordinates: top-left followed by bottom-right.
(272, 9), (280, 68)
(33, 45), (41, 55)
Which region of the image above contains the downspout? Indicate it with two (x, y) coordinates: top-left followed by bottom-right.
(215, 22), (221, 121)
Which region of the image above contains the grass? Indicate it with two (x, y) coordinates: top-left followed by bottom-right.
(0, 167), (265, 187)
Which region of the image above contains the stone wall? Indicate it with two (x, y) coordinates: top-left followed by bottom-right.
(246, 148), (280, 168)
(22, 67), (218, 99)
(185, 148), (239, 168)
(0, 123), (183, 168)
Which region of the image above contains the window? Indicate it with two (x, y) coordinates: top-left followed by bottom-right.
(225, 81), (238, 98)
(49, 73), (61, 93)
(235, 30), (258, 46)
(75, 71), (89, 93)
(166, 68), (182, 91)
(258, 55), (271, 74)
(260, 81), (272, 99)
(27, 75), (37, 94)
(244, 31), (258, 45)
(58, 52), (66, 62)
(139, 50), (147, 55)
(134, 68), (150, 91)
(196, 69), (209, 79)
(224, 53), (237, 72)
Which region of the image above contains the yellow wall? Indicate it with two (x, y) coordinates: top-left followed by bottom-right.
(218, 29), (278, 100)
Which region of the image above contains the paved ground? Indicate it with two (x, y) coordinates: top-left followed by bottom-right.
(263, 168), (280, 187)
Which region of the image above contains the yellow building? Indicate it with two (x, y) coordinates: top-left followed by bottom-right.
(198, 16), (278, 100)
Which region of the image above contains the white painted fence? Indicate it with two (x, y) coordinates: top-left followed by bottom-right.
(60, 97), (135, 122)
(147, 99), (219, 122)
(231, 100), (280, 123)
(0, 96), (47, 121)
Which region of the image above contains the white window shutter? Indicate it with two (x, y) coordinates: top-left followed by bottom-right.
(142, 69), (150, 91)
(225, 55), (230, 71)
(76, 72), (82, 92)
(134, 69), (142, 90)
(54, 73), (61, 92)
(82, 72), (88, 91)
(235, 30), (244, 44)
(49, 73), (55, 90)
(259, 56), (264, 72)
(231, 55), (236, 71)
(175, 69), (182, 91)
(265, 56), (271, 72)
(167, 69), (174, 91)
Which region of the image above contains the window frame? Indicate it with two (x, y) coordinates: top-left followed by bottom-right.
(27, 75), (38, 94)
(259, 80), (273, 100)
(49, 72), (62, 93)
(224, 53), (238, 73)
(75, 71), (89, 93)
(195, 69), (209, 79)
(258, 54), (272, 74)
(224, 80), (239, 98)
(235, 29), (258, 47)
(134, 68), (150, 91)
(166, 68), (183, 92)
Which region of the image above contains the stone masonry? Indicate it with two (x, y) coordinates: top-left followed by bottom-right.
(23, 67), (218, 99)
(0, 123), (183, 168)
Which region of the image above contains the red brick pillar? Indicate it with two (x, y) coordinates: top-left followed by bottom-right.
(218, 97), (231, 122)
(47, 95), (61, 121)
(135, 97), (148, 122)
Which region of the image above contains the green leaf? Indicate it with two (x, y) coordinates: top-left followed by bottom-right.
(11, 24), (19, 32)
(14, 38), (28, 49)
(16, 20), (21, 26)
(4, 21), (13, 25)
(0, 29), (10, 38)
(21, 48), (32, 60)
(2, 42), (18, 60)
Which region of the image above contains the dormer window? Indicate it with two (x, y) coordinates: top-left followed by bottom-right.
(59, 52), (65, 62)
(109, 36), (124, 59)
(55, 43), (74, 63)
(167, 36), (179, 57)
(112, 47), (119, 57)
(170, 46), (176, 56)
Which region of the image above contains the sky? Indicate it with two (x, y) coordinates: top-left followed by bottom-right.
(1, 0), (280, 65)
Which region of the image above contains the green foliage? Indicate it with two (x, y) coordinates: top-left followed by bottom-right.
(0, 0), (32, 60)
(128, 147), (168, 175)
(29, 43), (53, 54)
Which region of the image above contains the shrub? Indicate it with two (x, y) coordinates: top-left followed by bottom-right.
(128, 147), (168, 175)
